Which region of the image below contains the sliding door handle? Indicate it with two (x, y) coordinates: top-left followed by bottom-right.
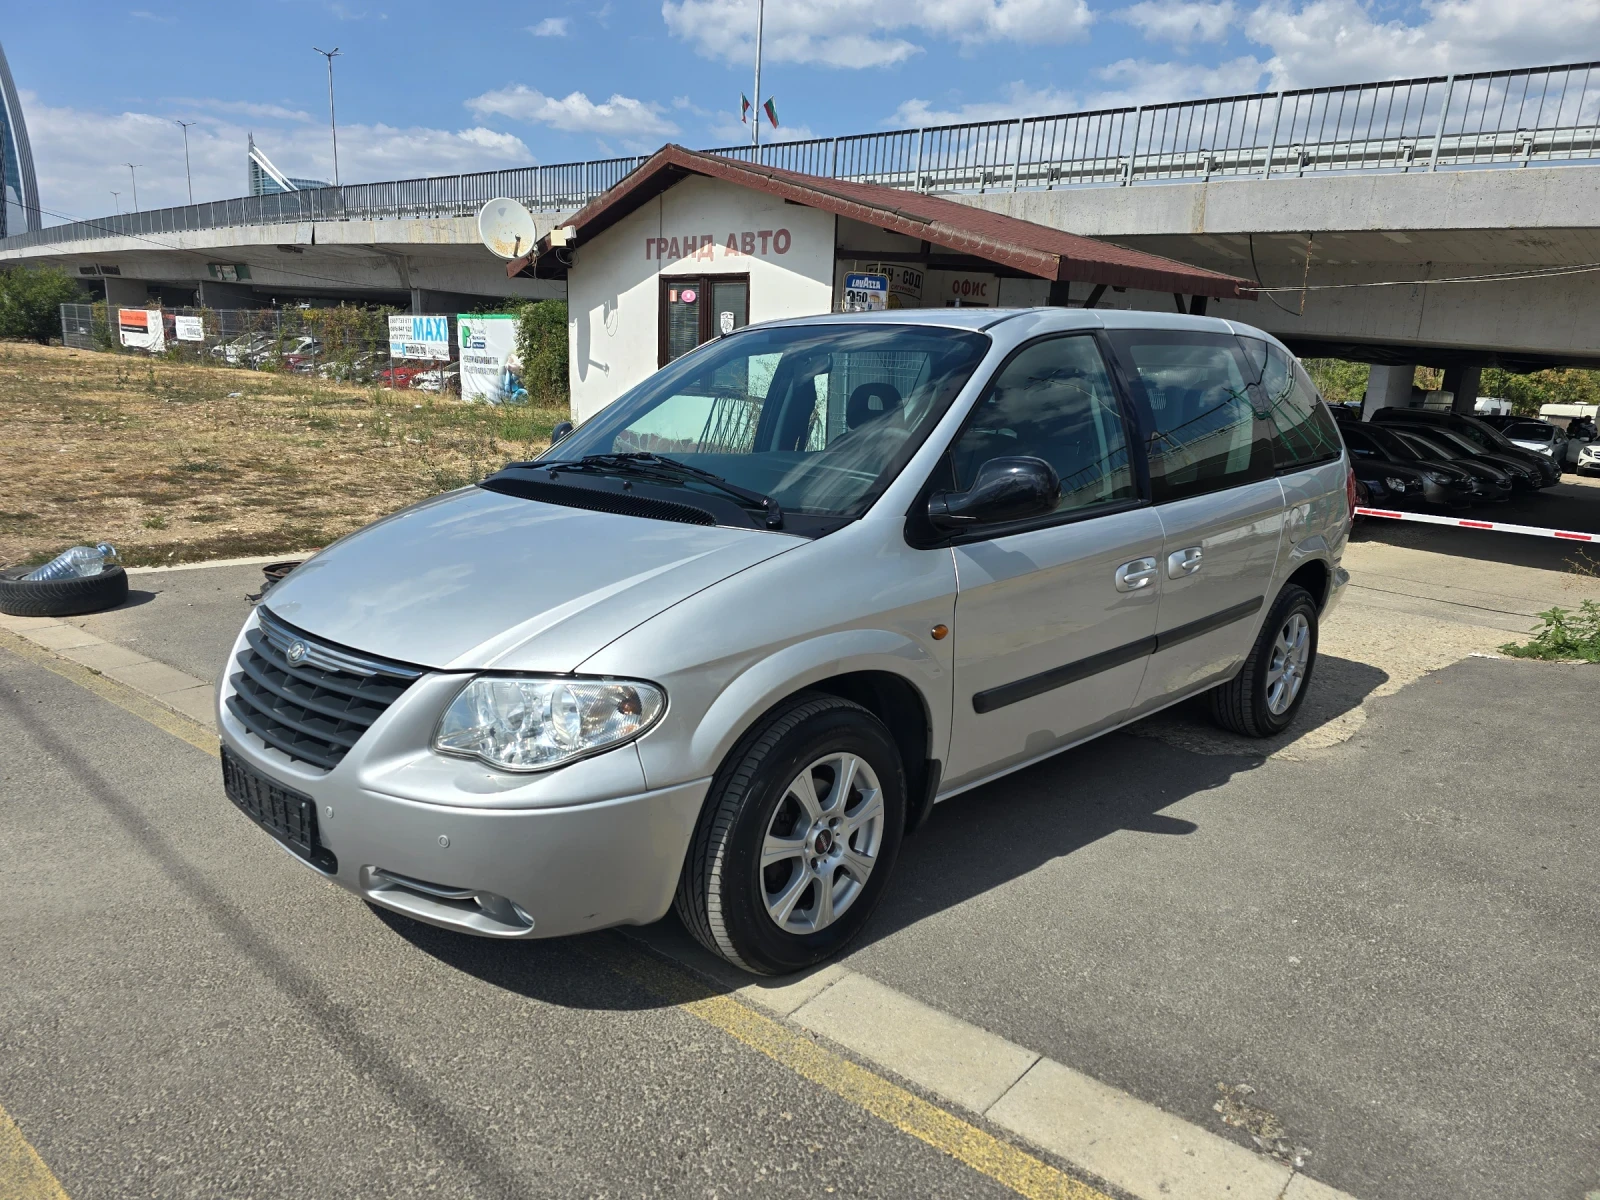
(1114, 558), (1159, 592)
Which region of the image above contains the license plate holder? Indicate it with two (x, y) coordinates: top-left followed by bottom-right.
(221, 746), (338, 873)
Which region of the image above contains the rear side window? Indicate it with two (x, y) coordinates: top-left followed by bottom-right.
(1240, 339), (1344, 470)
(1106, 330), (1273, 504)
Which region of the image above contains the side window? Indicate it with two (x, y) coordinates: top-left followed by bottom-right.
(1107, 330), (1272, 503)
(948, 335), (1135, 516)
(1240, 339), (1344, 469)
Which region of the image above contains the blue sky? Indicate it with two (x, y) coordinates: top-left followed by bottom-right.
(6, 0), (1599, 220)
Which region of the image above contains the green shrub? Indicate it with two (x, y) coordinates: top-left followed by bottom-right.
(514, 300), (568, 401)
(0, 265), (87, 345)
(1499, 600), (1600, 662)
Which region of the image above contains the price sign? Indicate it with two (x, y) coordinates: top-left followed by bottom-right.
(842, 272), (889, 313)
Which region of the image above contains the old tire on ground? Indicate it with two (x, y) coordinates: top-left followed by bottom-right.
(1207, 583), (1319, 738)
(0, 565), (129, 618)
(675, 692), (906, 975)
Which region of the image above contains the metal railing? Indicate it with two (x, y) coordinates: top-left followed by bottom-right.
(8, 59), (1600, 252)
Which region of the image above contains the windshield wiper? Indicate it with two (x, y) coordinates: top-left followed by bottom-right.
(535, 453), (785, 529)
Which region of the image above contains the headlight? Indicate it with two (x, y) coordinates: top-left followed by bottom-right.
(434, 676), (665, 772)
(1384, 476), (1410, 491)
(1423, 470), (1452, 485)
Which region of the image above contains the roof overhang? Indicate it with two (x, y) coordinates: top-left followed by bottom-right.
(509, 144), (1255, 300)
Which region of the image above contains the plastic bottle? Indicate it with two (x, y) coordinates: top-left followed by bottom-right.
(25, 543), (119, 582)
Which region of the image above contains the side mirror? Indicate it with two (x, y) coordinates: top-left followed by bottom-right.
(928, 456), (1060, 532)
(549, 419), (574, 444)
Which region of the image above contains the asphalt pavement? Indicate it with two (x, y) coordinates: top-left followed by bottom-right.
(2, 553), (1597, 1200)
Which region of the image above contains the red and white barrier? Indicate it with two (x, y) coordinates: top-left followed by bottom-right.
(1355, 506), (1595, 542)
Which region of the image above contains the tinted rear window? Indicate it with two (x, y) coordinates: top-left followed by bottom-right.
(1238, 338), (1343, 471)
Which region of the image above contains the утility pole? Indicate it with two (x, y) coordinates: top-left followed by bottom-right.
(314, 46), (342, 186)
(752, 0), (763, 152)
(176, 120), (196, 204)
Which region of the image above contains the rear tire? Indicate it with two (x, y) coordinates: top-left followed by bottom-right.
(1208, 584), (1319, 738)
(675, 693), (905, 975)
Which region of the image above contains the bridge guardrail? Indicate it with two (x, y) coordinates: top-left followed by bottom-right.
(9, 59), (1599, 252)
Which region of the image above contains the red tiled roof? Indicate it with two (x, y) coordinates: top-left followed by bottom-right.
(508, 144), (1255, 299)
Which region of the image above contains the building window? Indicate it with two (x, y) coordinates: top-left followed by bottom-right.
(659, 274), (749, 367)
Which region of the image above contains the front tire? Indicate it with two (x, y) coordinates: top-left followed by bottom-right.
(1208, 584), (1319, 738)
(675, 693), (906, 975)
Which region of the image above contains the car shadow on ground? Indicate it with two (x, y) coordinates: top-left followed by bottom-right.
(382, 654), (1395, 1007)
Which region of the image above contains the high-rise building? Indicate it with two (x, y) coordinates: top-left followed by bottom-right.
(0, 39), (41, 237)
(247, 135), (329, 196)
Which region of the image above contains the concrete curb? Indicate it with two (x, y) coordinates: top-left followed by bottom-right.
(0, 610), (217, 724)
(124, 550), (319, 575)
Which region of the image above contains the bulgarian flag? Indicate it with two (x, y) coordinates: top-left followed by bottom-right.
(741, 94), (751, 123)
(763, 97), (779, 128)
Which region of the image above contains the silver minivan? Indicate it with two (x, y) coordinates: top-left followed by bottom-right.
(217, 309), (1350, 974)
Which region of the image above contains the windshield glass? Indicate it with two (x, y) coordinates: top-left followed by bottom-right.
(1396, 431), (1460, 460)
(1504, 422), (1554, 441)
(1434, 430), (1488, 456)
(549, 324), (991, 518)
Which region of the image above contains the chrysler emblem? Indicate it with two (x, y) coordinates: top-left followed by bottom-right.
(286, 641), (308, 665)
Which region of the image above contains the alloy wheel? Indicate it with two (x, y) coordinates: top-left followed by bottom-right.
(1265, 612), (1311, 715)
(761, 753), (884, 934)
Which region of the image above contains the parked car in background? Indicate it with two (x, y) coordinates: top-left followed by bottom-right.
(1347, 453), (1428, 509)
(1499, 420), (1570, 470)
(1415, 427), (1543, 490)
(411, 364), (461, 394)
(1369, 408), (1561, 486)
(279, 337), (325, 373)
(214, 310), (1351, 975)
(1578, 442), (1600, 477)
(318, 351), (382, 384)
(1340, 423), (1487, 507)
(211, 333), (274, 366)
(377, 363), (427, 389)
(1386, 429), (1515, 499)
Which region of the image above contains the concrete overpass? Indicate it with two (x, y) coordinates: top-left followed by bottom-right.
(6, 58), (1599, 409)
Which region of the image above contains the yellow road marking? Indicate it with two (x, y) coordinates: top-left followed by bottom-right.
(0, 628), (219, 759)
(588, 940), (1113, 1200)
(0, 1102), (70, 1200)
(3, 626), (1109, 1200)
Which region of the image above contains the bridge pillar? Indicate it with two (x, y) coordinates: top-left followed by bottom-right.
(1442, 365), (1481, 414)
(1363, 364), (1416, 419)
(102, 276), (152, 308)
(198, 279), (263, 308)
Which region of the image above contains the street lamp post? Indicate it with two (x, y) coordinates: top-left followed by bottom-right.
(124, 163), (141, 210)
(110, 190), (121, 214)
(176, 120), (196, 203)
(313, 46), (342, 186)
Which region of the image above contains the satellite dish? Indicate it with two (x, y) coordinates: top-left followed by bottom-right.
(478, 197), (539, 260)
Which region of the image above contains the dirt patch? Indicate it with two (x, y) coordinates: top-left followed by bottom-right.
(0, 342), (567, 567)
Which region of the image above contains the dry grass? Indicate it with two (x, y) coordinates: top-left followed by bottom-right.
(0, 342), (568, 567)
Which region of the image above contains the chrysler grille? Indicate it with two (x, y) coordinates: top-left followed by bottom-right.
(226, 607), (425, 770)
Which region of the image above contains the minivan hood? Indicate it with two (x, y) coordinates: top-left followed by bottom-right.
(263, 487), (804, 672)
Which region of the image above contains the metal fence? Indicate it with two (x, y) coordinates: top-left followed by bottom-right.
(60, 303), (459, 393)
(11, 60), (1600, 253)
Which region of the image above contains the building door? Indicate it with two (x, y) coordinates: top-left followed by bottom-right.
(660, 274), (749, 367)
(942, 333), (1164, 791)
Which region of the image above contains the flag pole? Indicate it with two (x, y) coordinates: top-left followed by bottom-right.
(752, 0), (763, 152)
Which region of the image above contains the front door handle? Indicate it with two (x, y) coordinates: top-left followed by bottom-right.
(1167, 547), (1203, 578)
(1114, 557), (1159, 592)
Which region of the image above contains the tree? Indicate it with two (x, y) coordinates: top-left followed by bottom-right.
(0, 266), (87, 345)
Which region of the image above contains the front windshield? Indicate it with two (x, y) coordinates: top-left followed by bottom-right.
(1397, 431), (1460, 460)
(549, 324), (991, 518)
(1504, 422), (1554, 442)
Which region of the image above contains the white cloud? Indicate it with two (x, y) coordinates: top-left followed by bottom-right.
(1118, 0), (1236, 45)
(662, 0), (1092, 70)
(175, 98), (315, 123)
(528, 16), (569, 36)
(21, 93), (532, 221)
(1247, 0), (1600, 89)
(466, 84), (679, 139)
(890, 82), (1081, 127)
(1091, 55), (1267, 106)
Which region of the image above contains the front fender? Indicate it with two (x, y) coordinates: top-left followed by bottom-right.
(632, 627), (951, 793)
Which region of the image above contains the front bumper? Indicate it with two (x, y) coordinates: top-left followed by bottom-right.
(217, 642), (710, 940)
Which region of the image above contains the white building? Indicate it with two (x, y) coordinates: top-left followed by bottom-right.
(508, 146), (1255, 423)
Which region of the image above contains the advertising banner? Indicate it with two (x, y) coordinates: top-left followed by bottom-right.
(118, 308), (165, 353)
(388, 314), (452, 361)
(863, 263), (924, 308)
(173, 315), (205, 342)
(842, 273), (889, 313)
(457, 314), (526, 404)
